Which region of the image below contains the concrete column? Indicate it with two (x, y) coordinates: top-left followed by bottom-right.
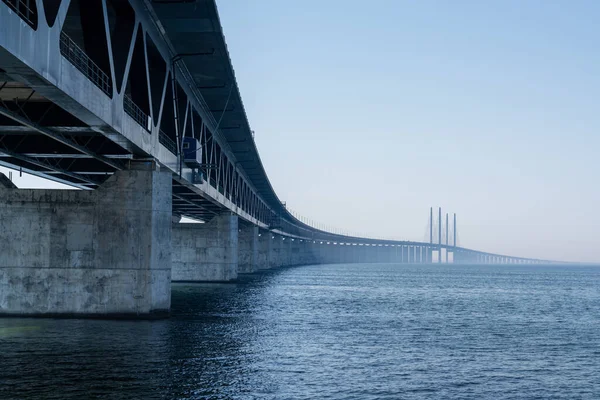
(337, 243), (344, 264)
(324, 243), (333, 264)
(172, 214), (238, 282)
(238, 224), (258, 274)
(257, 230), (273, 270)
(313, 242), (321, 264)
(307, 241), (319, 264)
(0, 164), (172, 317)
(280, 237), (291, 266)
(270, 235), (284, 268)
(367, 244), (375, 263)
(356, 245), (364, 263)
(352, 244), (360, 263)
(290, 239), (301, 266)
(344, 244), (353, 263)
(278, 237), (287, 267)
(298, 240), (306, 265)
(339, 243), (346, 263)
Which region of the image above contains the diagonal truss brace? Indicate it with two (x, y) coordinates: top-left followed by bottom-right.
(0, 105), (124, 171)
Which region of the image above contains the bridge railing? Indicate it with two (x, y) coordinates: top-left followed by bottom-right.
(159, 129), (177, 155)
(1, 0), (36, 29)
(124, 95), (151, 132)
(59, 32), (112, 97)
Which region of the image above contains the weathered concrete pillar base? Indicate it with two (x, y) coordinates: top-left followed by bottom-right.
(269, 234), (284, 268)
(238, 224), (258, 274)
(0, 164), (172, 318)
(257, 230), (273, 270)
(172, 214), (238, 282)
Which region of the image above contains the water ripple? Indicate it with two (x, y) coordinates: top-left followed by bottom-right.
(1, 263), (600, 399)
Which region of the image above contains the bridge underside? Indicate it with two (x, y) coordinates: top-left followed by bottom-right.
(0, 69), (233, 222)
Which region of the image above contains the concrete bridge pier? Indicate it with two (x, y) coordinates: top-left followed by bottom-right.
(385, 245), (393, 263)
(0, 164), (172, 317)
(288, 239), (299, 266)
(295, 239), (313, 265)
(271, 235), (286, 267)
(331, 243), (341, 263)
(328, 243), (339, 264)
(290, 239), (311, 266)
(373, 245), (382, 263)
(339, 243), (350, 263)
(282, 237), (292, 267)
(257, 230), (273, 270)
(171, 214), (238, 282)
(354, 244), (363, 263)
(455, 249), (470, 264)
(238, 224), (259, 273)
(306, 240), (320, 265)
(346, 244), (356, 263)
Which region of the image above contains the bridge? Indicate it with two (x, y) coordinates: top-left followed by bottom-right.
(0, 0), (550, 317)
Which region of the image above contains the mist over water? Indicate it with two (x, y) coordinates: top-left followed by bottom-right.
(2, 263), (600, 399)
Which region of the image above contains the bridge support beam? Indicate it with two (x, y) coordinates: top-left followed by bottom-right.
(171, 214), (238, 282)
(238, 224), (259, 274)
(0, 164), (172, 317)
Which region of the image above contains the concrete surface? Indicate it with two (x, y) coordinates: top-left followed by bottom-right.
(0, 164), (172, 317)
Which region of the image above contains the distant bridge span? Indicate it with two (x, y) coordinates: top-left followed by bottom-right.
(0, 0), (550, 317)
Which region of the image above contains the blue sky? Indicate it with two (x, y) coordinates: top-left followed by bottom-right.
(2, 1), (598, 262)
(214, 0), (600, 262)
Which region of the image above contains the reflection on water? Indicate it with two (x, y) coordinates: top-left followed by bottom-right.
(1, 263), (600, 399)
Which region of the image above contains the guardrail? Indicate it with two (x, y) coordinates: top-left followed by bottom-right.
(159, 129), (177, 155)
(124, 95), (151, 132)
(59, 32), (111, 97)
(1, 0), (37, 29)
